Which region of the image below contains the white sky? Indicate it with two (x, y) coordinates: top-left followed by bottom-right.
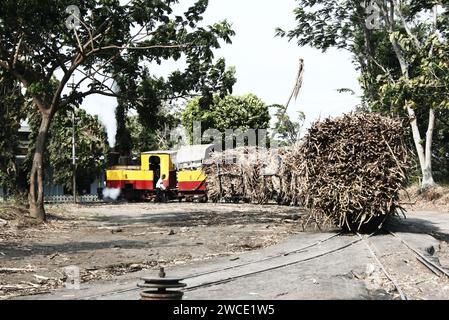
(82, 0), (362, 146)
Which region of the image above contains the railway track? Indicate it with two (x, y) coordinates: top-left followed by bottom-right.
(358, 231), (449, 300)
(81, 233), (355, 299)
(185, 233), (341, 280)
(79, 230), (448, 300)
(184, 234), (362, 292)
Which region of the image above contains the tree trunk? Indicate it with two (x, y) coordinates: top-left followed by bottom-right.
(406, 106), (426, 169)
(29, 113), (52, 222)
(2, 186), (7, 201)
(406, 106), (437, 190)
(422, 108), (436, 190)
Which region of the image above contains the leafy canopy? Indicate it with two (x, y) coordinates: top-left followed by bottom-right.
(0, 0), (236, 115)
(279, 0), (449, 183)
(0, 72), (26, 191)
(182, 94), (271, 144)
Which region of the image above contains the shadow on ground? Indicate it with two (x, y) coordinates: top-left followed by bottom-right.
(79, 209), (302, 228)
(0, 238), (199, 259)
(386, 216), (449, 242)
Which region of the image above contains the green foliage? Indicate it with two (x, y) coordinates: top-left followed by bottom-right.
(0, 71), (26, 191)
(182, 94), (271, 144)
(279, 1), (448, 112)
(114, 65), (189, 156)
(27, 108), (109, 191)
(127, 104), (181, 157)
(374, 36), (449, 112)
(277, 1), (351, 50)
(114, 102), (132, 156)
(282, 0), (449, 183)
(272, 104), (305, 147)
(0, 0), (236, 142)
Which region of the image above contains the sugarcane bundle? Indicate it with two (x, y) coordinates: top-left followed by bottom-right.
(290, 113), (410, 231)
(278, 147), (305, 205)
(202, 153), (244, 202)
(203, 147), (281, 203)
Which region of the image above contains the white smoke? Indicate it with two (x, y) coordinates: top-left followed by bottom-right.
(102, 188), (121, 201)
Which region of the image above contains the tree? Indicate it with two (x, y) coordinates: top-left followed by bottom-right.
(278, 0), (449, 190)
(0, 0), (235, 221)
(114, 102), (133, 157)
(272, 104), (305, 147)
(127, 103), (181, 158)
(27, 108), (109, 193)
(114, 56), (236, 156)
(182, 94), (271, 145)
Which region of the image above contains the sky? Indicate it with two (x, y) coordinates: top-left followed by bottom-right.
(81, 0), (362, 146)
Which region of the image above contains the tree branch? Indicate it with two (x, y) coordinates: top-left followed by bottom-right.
(0, 56), (50, 114)
(12, 33), (24, 67)
(85, 43), (188, 58)
(60, 88), (120, 109)
(391, 0), (422, 49)
(42, 43), (70, 76)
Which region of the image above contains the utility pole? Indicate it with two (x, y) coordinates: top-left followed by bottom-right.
(71, 96), (77, 204)
(68, 75), (77, 204)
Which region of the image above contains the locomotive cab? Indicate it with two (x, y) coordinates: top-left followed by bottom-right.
(141, 151), (177, 190)
(106, 151), (177, 201)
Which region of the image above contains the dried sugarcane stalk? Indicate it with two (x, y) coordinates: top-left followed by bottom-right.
(203, 147), (282, 204)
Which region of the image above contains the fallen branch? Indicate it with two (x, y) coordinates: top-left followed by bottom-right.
(0, 267), (37, 274)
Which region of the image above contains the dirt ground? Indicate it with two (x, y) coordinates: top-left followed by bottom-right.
(13, 210), (449, 301)
(401, 185), (449, 212)
(0, 203), (304, 300)
(2, 191), (449, 300)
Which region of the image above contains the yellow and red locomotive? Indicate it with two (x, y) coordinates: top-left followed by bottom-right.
(105, 145), (214, 202)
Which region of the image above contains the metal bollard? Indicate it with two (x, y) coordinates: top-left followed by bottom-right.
(138, 268), (187, 300)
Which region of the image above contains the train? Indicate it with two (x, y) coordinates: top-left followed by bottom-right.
(105, 144), (215, 202)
